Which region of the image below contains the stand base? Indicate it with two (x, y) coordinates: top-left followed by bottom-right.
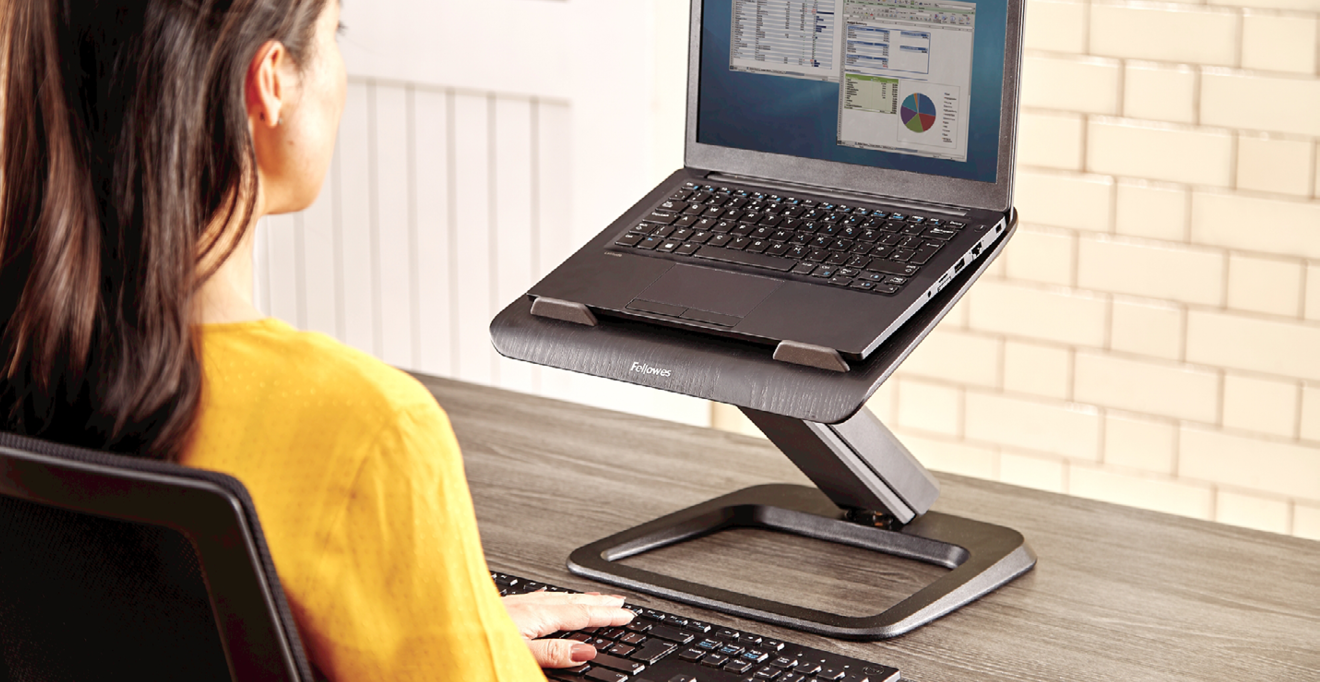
(568, 484), (1036, 640)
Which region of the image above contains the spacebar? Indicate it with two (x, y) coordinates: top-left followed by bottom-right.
(692, 246), (795, 272)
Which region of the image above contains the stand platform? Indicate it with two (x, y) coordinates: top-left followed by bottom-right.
(491, 211), (1033, 639)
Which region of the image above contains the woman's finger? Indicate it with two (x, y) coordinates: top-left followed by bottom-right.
(505, 602), (635, 639)
(525, 639), (598, 669)
(503, 591), (627, 607)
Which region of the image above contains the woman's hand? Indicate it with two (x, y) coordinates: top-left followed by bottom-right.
(503, 591), (635, 668)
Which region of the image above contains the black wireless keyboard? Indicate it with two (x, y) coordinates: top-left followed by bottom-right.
(493, 572), (901, 682)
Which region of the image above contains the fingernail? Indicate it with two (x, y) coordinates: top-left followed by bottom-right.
(570, 644), (597, 663)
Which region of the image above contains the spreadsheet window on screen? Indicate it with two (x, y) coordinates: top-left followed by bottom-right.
(728, 0), (977, 163)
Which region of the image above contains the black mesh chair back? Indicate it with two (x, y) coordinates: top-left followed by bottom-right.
(0, 432), (314, 681)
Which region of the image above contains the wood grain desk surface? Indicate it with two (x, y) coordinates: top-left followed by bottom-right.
(416, 374), (1320, 682)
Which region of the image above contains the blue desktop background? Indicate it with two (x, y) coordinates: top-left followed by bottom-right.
(697, 0), (1007, 183)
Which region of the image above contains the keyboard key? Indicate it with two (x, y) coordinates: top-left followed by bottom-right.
(674, 243), (701, 256)
(812, 266), (836, 278)
(892, 248), (915, 262)
(692, 245), (796, 272)
(818, 667), (847, 680)
(850, 281), (876, 291)
(584, 668), (628, 682)
(745, 239), (770, 254)
(876, 283), (900, 295)
(754, 665), (783, 679)
(865, 260), (919, 277)
(703, 653), (730, 667)
(792, 663), (822, 676)
(766, 243), (790, 257)
(840, 674), (871, 682)
(615, 233), (645, 247)
(636, 236), (663, 250)
(645, 210), (678, 225)
(650, 225), (674, 237)
(824, 253), (849, 266)
(791, 263), (816, 275)
(647, 625), (694, 644)
(741, 650), (769, 663)
(674, 215), (699, 228)
(630, 639), (678, 664)
(718, 644), (744, 657)
(591, 653), (647, 675)
(564, 632), (592, 643)
(726, 237), (751, 251)
(910, 244), (940, 264)
(684, 621), (712, 634)
(608, 644), (635, 657)
(724, 659), (754, 674)
(679, 648), (706, 662)
(657, 240), (681, 253)
(708, 234), (732, 247)
(828, 275), (854, 286)
(771, 656), (798, 668)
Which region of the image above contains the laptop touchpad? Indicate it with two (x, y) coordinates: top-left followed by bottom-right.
(631, 265), (782, 320)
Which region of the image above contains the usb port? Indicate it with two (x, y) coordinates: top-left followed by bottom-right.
(954, 258), (965, 273)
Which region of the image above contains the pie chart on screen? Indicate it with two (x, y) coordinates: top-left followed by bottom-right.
(900, 93), (937, 133)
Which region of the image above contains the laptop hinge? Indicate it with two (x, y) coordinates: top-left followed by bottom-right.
(703, 172), (969, 218)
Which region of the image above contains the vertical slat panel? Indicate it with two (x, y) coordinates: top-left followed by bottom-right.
(337, 81), (376, 354)
(413, 88), (453, 378)
(535, 101), (574, 279)
(265, 212), (301, 325)
(301, 153), (339, 337)
(452, 93), (493, 385)
(493, 96), (536, 394)
(373, 83), (415, 369)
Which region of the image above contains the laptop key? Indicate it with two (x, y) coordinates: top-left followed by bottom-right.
(791, 263), (816, 275)
(615, 233), (645, 247)
(909, 245), (940, 264)
(692, 245), (796, 272)
(865, 260), (919, 277)
(828, 276), (853, 286)
(646, 210), (679, 225)
(675, 243), (701, 256)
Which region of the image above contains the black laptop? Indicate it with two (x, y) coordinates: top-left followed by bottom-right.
(528, 0), (1025, 372)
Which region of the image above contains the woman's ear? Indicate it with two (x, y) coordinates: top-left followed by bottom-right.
(246, 40), (290, 130)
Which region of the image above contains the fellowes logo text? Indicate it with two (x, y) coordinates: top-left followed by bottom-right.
(630, 362), (673, 378)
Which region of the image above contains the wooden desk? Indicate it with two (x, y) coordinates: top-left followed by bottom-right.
(416, 374), (1320, 682)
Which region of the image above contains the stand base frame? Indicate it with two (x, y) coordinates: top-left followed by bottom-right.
(568, 484), (1036, 640)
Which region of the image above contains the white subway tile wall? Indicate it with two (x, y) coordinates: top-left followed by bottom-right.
(866, 0), (1320, 539)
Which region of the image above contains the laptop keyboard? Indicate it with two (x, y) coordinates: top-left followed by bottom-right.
(612, 181), (979, 296)
(494, 572), (902, 682)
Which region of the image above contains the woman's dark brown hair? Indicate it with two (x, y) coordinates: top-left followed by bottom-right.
(0, 0), (328, 460)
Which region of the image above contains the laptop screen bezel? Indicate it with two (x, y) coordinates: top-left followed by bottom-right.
(684, 0), (1025, 214)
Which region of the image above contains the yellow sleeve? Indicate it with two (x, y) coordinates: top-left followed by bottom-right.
(293, 402), (546, 682)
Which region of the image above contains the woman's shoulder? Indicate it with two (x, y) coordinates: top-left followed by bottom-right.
(199, 318), (440, 423)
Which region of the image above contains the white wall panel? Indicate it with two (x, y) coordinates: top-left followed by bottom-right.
(337, 82), (376, 356)
(451, 93), (495, 386)
(493, 97), (538, 394)
(373, 84), (416, 368)
(300, 161), (339, 338)
(412, 88), (454, 378)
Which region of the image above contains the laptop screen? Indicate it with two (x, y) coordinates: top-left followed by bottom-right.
(698, 0), (1008, 184)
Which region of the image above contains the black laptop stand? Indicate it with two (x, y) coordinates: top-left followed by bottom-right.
(490, 212), (1034, 640)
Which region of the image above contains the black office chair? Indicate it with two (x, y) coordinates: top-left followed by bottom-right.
(0, 432), (315, 681)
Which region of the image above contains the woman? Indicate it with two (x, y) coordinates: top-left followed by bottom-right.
(0, 1), (630, 679)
